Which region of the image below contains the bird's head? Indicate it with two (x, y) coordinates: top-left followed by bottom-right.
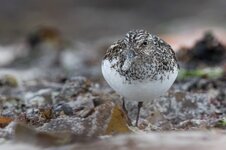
(122, 29), (155, 57)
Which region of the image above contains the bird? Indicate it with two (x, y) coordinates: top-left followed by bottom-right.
(101, 29), (179, 126)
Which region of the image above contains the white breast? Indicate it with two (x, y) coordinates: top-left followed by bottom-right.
(101, 59), (178, 102)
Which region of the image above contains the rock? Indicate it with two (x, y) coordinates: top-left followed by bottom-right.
(176, 119), (209, 129)
(24, 94), (45, 107)
(54, 103), (73, 116)
(190, 32), (226, 64)
(39, 106), (54, 120)
(59, 77), (92, 101)
(76, 107), (94, 118)
(177, 31), (226, 69)
(69, 93), (95, 110)
(24, 88), (55, 107)
(0, 74), (18, 87)
(0, 96), (23, 117)
(0, 121), (16, 139)
(161, 91), (217, 122)
(13, 123), (95, 147)
(38, 102), (131, 136)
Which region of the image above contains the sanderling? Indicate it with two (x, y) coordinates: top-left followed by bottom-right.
(102, 29), (179, 126)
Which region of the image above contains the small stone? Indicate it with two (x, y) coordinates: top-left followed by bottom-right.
(72, 93), (95, 109)
(54, 103), (73, 116)
(177, 119), (208, 129)
(77, 108), (94, 118)
(39, 106), (53, 120)
(24, 88), (55, 107)
(0, 74), (18, 88)
(59, 76), (91, 101)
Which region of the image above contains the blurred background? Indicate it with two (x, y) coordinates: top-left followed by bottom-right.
(0, 0), (225, 97)
(0, 0), (226, 43)
(0, 0), (226, 82)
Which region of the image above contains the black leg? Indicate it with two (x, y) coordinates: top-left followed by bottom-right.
(122, 97), (128, 115)
(135, 101), (143, 127)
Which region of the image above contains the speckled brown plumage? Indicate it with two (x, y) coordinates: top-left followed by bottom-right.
(103, 29), (179, 82)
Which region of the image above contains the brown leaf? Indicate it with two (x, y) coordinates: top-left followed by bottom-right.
(0, 116), (13, 128)
(105, 105), (131, 135)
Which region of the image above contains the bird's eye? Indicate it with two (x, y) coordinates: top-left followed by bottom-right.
(141, 41), (148, 46)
